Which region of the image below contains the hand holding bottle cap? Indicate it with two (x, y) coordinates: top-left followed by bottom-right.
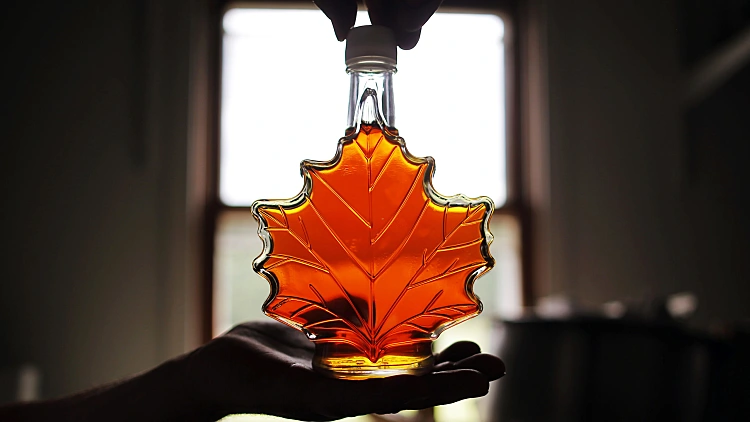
(315, 0), (443, 49)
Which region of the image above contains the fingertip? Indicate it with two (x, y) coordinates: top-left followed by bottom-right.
(495, 359), (506, 380)
(315, 0), (357, 41)
(397, 0), (444, 32)
(434, 341), (481, 364)
(397, 28), (422, 50)
(333, 24), (349, 42)
(454, 354), (506, 382)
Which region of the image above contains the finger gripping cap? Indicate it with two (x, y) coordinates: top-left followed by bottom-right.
(345, 25), (397, 67)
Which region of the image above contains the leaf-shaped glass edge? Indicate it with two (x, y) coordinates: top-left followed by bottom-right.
(251, 88), (495, 340)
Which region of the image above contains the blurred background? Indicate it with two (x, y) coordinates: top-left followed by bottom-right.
(1, 0), (748, 421)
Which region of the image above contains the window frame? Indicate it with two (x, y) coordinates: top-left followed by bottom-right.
(204, 0), (527, 342)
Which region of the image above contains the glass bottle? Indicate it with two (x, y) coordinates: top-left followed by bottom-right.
(252, 25), (495, 379)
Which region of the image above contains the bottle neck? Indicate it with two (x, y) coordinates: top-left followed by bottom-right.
(346, 64), (396, 132)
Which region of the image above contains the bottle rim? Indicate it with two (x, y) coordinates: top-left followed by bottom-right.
(346, 56), (397, 73)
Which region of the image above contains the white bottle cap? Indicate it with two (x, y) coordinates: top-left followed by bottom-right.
(345, 25), (397, 67)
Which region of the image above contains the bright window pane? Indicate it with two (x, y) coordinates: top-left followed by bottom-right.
(221, 9), (506, 205)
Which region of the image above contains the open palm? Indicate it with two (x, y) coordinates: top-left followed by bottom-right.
(183, 321), (504, 421)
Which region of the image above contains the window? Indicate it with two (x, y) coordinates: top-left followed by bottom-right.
(214, 4), (522, 422)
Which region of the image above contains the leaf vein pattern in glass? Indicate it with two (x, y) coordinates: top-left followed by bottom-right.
(306, 199), (373, 278)
(310, 171), (372, 228)
(371, 166), (425, 244)
(252, 124), (494, 363)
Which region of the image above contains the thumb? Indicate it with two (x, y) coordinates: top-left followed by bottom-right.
(314, 0), (358, 41)
(366, 0), (442, 49)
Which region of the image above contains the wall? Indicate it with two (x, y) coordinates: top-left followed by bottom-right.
(682, 64), (750, 325)
(0, 0), (206, 398)
(535, 0), (750, 325)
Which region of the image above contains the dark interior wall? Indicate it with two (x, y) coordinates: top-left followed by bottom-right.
(678, 0), (750, 325)
(683, 64), (750, 324)
(542, 0), (686, 302)
(0, 0), (200, 398)
(541, 0), (750, 325)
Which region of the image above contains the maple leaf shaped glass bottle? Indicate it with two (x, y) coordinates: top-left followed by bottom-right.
(251, 25), (495, 379)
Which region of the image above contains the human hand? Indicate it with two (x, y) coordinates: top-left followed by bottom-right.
(314, 0), (443, 49)
(182, 321), (505, 421)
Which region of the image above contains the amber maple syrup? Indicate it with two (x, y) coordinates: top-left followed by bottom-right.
(253, 123), (493, 378)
